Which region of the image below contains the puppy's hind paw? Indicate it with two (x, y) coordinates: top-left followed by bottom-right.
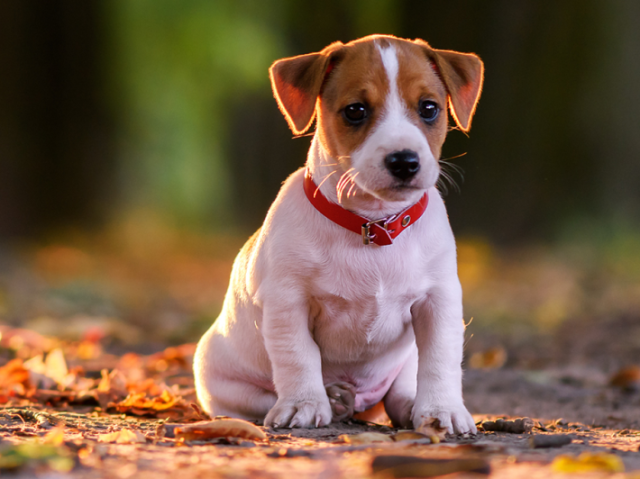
(325, 381), (356, 422)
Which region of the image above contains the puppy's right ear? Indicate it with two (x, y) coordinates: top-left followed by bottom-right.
(269, 42), (343, 135)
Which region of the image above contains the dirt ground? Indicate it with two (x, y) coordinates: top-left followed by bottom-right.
(3, 365), (640, 478)
(2, 237), (640, 477)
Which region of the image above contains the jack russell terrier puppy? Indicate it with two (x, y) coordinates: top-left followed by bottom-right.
(194, 34), (483, 433)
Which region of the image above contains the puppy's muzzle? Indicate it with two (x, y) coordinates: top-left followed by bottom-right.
(384, 149), (420, 181)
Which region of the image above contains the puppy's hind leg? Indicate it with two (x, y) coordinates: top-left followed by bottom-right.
(199, 377), (278, 423)
(383, 347), (418, 428)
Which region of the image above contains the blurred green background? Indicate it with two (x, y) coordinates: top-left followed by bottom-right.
(1, 0), (639, 367)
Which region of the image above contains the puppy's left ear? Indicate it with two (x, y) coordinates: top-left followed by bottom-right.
(270, 42), (343, 135)
(416, 40), (484, 132)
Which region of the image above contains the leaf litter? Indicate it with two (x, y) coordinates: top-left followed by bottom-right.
(3, 325), (640, 476)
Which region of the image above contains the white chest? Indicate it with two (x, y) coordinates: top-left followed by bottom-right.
(308, 240), (429, 361)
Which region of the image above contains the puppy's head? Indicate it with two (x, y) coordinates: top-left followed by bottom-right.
(270, 35), (483, 203)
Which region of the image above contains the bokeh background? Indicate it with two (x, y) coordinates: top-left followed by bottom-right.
(1, 0), (639, 371)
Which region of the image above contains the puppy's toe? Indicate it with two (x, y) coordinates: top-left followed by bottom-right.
(325, 382), (356, 422)
(289, 399), (332, 427)
(265, 404), (296, 428)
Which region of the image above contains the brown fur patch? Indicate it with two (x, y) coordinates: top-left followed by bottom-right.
(317, 39), (389, 165)
(395, 41), (449, 161)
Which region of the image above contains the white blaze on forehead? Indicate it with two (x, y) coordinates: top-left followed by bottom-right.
(376, 43), (405, 122)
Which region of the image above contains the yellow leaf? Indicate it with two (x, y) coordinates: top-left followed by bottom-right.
(41, 427), (66, 446)
(551, 453), (624, 473)
(337, 432), (392, 445)
(44, 348), (68, 385)
(415, 417), (448, 441)
(97, 428), (146, 444)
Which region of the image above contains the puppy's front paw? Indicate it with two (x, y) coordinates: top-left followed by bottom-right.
(412, 402), (477, 434)
(265, 396), (332, 428)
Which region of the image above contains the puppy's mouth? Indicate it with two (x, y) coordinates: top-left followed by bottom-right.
(366, 181), (428, 203)
(390, 183), (422, 191)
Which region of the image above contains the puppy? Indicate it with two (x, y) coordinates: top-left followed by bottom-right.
(194, 34), (483, 433)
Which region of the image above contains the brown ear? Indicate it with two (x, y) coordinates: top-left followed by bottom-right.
(415, 40), (484, 132)
(269, 42), (343, 135)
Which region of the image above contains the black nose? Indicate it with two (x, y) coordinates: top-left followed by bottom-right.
(384, 150), (420, 181)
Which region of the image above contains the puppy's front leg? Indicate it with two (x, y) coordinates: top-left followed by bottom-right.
(262, 299), (332, 428)
(411, 283), (477, 434)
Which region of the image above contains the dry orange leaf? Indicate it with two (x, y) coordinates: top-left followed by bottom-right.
(97, 369), (128, 394)
(174, 419), (266, 441)
(97, 428), (147, 444)
(609, 365), (640, 391)
(0, 359), (30, 388)
(468, 347), (507, 370)
(115, 390), (179, 412)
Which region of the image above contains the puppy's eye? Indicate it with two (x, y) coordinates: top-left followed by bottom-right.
(418, 100), (439, 122)
(343, 103), (368, 124)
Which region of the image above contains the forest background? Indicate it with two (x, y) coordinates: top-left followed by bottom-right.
(1, 0), (640, 370)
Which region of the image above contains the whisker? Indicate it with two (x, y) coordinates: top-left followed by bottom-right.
(437, 168), (460, 195)
(347, 172), (360, 198)
(440, 160), (465, 181)
(437, 176), (449, 196)
(440, 161), (464, 187)
(314, 170), (337, 197)
(336, 167), (355, 203)
(440, 152), (467, 162)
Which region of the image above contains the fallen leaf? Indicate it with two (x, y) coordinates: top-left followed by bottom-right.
(116, 390), (179, 412)
(0, 443), (74, 472)
(97, 429), (146, 444)
(609, 365), (640, 391)
(551, 453), (624, 473)
(0, 327), (51, 357)
(23, 349), (73, 390)
(44, 348), (69, 385)
(415, 417), (447, 443)
(41, 427), (66, 446)
(391, 431), (431, 443)
(93, 369), (128, 408)
(468, 346), (507, 369)
(0, 359), (30, 391)
(372, 455), (491, 476)
(175, 419), (267, 441)
(337, 432), (393, 445)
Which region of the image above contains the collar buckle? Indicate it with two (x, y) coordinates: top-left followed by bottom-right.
(361, 216), (395, 245)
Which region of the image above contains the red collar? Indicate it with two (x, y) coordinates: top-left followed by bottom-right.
(303, 170), (429, 246)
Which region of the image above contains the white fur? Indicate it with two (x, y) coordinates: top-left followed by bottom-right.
(194, 40), (476, 434)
